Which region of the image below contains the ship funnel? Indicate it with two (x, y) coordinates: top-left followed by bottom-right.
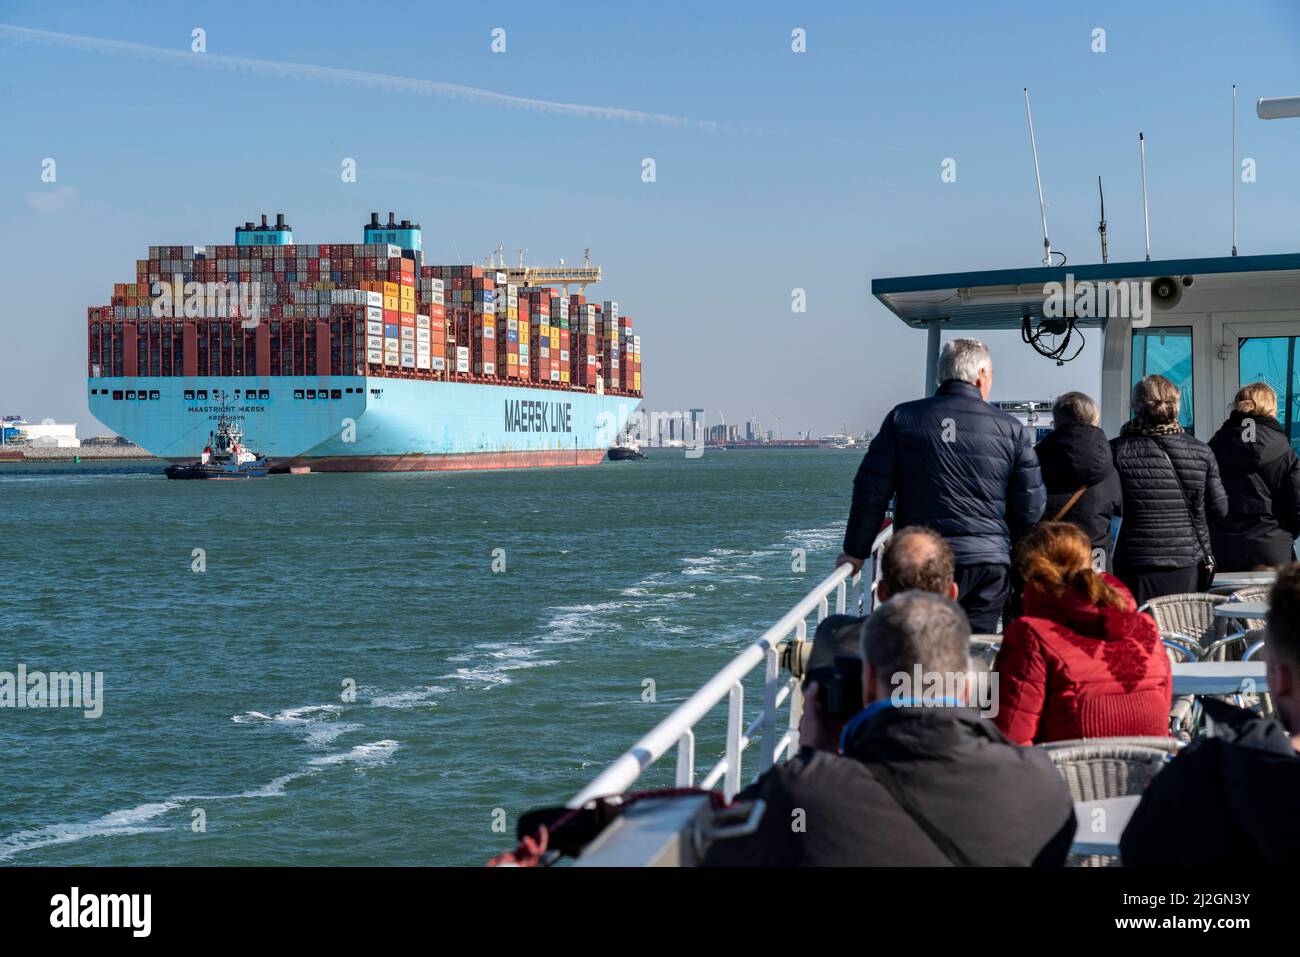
(260, 214), (268, 228)
(245, 221), (254, 230)
(388, 211), (397, 227)
(370, 212), (380, 227)
(276, 213), (285, 229)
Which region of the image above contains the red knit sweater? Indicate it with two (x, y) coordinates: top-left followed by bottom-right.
(992, 574), (1172, 745)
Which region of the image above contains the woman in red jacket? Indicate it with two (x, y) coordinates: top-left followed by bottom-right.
(993, 521), (1172, 745)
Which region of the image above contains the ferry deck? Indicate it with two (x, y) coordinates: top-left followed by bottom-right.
(535, 252), (1300, 867)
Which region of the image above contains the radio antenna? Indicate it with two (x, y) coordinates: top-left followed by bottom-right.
(1139, 132), (1151, 261)
(1232, 84), (1238, 256)
(1098, 176), (1109, 263)
(1024, 88), (1053, 266)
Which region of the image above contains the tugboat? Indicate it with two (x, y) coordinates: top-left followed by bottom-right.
(607, 436), (646, 461)
(165, 398), (269, 480)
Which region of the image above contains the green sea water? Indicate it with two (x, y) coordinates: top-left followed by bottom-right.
(0, 449), (859, 866)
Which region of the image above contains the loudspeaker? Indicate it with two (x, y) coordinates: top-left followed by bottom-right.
(1151, 276), (1183, 310)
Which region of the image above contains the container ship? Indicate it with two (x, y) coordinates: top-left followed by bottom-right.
(86, 213), (643, 471)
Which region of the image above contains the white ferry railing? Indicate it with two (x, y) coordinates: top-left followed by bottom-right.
(569, 524), (893, 809)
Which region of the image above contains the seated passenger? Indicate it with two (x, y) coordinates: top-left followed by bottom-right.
(703, 591), (1075, 866)
(993, 522), (1171, 745)
(1121, 563), (1300, 866)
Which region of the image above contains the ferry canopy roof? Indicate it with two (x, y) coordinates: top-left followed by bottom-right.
(872, 252), (1300, 331)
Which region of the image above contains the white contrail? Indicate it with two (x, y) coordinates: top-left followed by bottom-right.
(0, 23), (721, 130)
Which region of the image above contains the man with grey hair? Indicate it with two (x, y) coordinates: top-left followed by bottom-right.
(839, 338), (1044, 632)
(703, 591), (1075, 866)
(1033, 390), (1123, 571)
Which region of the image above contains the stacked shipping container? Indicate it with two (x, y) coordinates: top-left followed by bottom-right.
(87, 226), (643, 398)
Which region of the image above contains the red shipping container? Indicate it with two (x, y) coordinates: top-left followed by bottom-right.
(123, 324), (139, 376)
(255, 323), (271, 376)
(315, 321), (331, 376)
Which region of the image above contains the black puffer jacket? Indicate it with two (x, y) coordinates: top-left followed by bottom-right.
(702, 707), (1076, 866)
(1121, 699), (1300, 866)
(843, 380), (1045, 565)
(1110, 426), (1228, 569)
(1207, 411), (1300, 570)
(1035, 423), (1123, 558)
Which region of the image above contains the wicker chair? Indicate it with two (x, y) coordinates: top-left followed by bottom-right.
(1142, 593), (1227, 736)
(1202, 588), (1269, 660)
(1139, 593), (1227, 651)
(1039, 737), (1181, 867)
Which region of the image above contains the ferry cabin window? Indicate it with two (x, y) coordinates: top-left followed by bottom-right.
(112, 391), (123, 401)
(294, 390), (305, 399)
(184, 390), (195, 400)
(1239, 336), (1300, 453)
(1131, 326), (1194, 431)
(259, 390), (270, 400)
(197, 390), (208, 400)
(330, 389), (342, 399)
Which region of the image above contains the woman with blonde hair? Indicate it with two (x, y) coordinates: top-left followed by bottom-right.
(1208, 381), (1300, 570)
(1110, 374), (1228, 603)
(993, 522), (1171, 745)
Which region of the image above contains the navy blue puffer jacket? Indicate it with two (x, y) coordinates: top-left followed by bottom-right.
(843, 380), (1046, 565)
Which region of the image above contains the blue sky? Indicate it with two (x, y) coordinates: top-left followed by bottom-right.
(3, 0), (1300, 437)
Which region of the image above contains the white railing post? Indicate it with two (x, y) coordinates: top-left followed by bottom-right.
(760, 647), (780, 773)
(787, 678), (804, 761)
(724, 683), (744, 800)
(674, 729), (695, 787)
(835, 578), (847, 615)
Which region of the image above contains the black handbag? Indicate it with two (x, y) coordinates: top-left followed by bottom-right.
(1154, 442), (1216, 591)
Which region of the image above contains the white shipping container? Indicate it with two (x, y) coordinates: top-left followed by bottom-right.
(416, 328), (430, 342)
(384, 337), (400, 352)
(367, 321), (383, 336)
(416, 355), (431, 370)
(550, 370), (561, 382)
(384, 353), (400, 367)
(367, 349), (384, 364)
(401, 354), (416, 368)
(401, 340), (415, 355)
(400, 327), (415, 341)
(457, 346), (469, 360)
(365, 292), (383, 308)
(432, 357), (447, 371)
(415, 314), (430, 329)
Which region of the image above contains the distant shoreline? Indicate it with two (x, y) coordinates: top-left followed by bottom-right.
(0, 446), (157, 462)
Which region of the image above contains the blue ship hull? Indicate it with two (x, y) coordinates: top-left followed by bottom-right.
(89, 377), (641, 472)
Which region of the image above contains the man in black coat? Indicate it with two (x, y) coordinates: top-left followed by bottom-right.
(1121, 563), (1300, 866)
(702, 592), (1076, 866)
(1034, 392), (1123, 571)
(838, 338), (1045, 632)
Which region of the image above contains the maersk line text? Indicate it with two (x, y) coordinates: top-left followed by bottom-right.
(504, 399), (573, 433)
